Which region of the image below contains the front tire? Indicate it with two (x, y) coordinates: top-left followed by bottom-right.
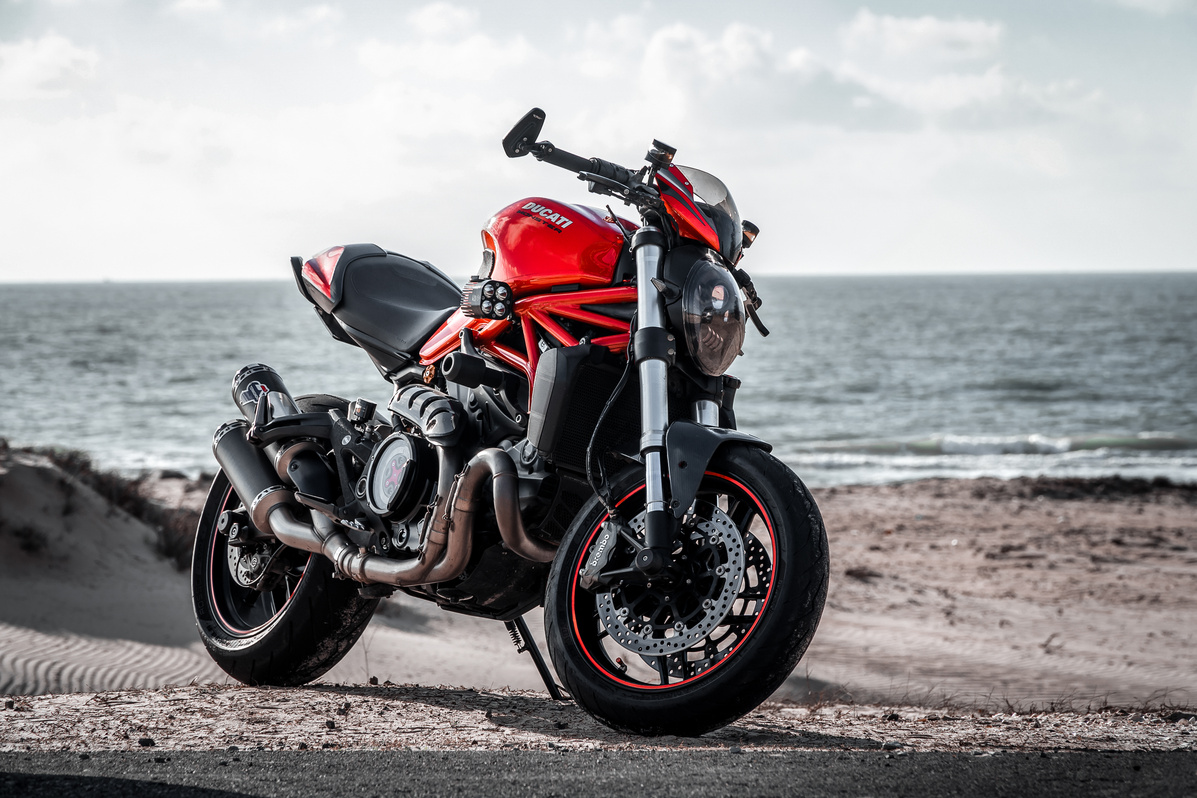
(544, 445), (828, 736)
(190, 394), (378, 686)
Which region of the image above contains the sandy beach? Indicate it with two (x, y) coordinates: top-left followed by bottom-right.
(1, 442), (1194, 750)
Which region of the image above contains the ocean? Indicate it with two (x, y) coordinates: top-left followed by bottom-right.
(1, 274), (1194, 487)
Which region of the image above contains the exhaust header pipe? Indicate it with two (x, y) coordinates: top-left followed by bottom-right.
(215, 363), (556, 590)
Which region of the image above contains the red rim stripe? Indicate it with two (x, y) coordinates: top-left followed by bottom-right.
(569, 473), (776, 690)
(208, 485), (306, 637)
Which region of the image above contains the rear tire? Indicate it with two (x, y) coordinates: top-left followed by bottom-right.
(544, 444), (828, 736)
(190, 394), (378, 686)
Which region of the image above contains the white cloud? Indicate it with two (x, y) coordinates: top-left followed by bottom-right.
(842, 9), (1003, 61)
(171, 0), (223, 13)
(571, 14), (646, 79)
(260, 5), (343, 39)
(644, 22), (777, 84)
(831, 10), (1101, 126)
(1103, 0), (1197, 13)
(357, 32), (530, 84)
(408, 3), (479, 37)
(780, 48), (822, 80)
(0, 8), (1191, 281)
(842, 63), (1008, 115)
(635, 22), (837, 130)
(0, 33), (98, 101)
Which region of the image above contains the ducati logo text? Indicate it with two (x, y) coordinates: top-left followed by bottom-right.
(520, 202), (574, 231)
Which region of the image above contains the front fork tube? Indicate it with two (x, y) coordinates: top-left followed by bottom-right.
(631, 227), (675, 575)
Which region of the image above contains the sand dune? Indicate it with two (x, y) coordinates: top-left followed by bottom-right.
(0, 449), (566, 696)
(0, 449), (229, 695)
(0, 622), (222, 695)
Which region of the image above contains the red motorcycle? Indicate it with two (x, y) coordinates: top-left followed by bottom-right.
(192, 108), (828, 736)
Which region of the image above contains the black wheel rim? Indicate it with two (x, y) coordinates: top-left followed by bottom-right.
(569, 471), (777, 690)
(206, 485), (310, 636)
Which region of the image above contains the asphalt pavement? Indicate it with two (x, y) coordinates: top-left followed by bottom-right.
(2, 750), (1195, 797)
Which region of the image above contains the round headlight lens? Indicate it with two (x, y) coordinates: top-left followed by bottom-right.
(681, 261), (745, 376)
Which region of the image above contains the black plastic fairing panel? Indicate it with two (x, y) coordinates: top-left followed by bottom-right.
(337, 320), (413, 376)
(525, 343), (644, 476)
(291, 255), (359, 346)
(527, 344), (607, 459)
(331, 247), (461, 355)
(664, 421), (771, 518)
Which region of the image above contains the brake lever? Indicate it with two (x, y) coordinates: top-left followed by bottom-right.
(581, 173), (665, 217)
(578, 171), (630, 197)
(744, 302), (770, 337)
(730, 266), (770, 337)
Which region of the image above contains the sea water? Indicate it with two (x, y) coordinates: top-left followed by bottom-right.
(1, 273), (1194, 487)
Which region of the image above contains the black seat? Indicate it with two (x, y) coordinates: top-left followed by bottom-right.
(331, 244), (460, 355)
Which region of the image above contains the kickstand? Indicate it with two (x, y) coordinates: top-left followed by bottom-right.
(504, 616), (565, 701)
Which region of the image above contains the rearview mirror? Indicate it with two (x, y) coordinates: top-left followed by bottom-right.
(502, 107), (546, 158)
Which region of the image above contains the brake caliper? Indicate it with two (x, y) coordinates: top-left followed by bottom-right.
(579, 520), (622, 591)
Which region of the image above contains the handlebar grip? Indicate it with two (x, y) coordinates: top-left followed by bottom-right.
(590, 158), (636, 186)
(533, 142), (593, 174)
(534, 143), (635, 184)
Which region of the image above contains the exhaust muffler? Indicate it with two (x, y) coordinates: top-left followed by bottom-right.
(231, 363), (294, 421)
(212, 419), (295, 533)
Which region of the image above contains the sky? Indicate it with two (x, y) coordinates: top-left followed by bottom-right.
(0, 0), (1194, 282)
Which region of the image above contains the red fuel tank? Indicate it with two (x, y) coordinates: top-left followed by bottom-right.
(484, 198), (630, 295)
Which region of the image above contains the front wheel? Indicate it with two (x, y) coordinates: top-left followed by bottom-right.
(544, 445), (829, 736)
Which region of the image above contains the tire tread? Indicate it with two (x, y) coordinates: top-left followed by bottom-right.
(544, 445), (829, 736)
(190, 394), (379, 687)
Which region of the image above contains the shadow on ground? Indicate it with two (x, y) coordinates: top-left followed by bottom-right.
(308, 683), (881, 750)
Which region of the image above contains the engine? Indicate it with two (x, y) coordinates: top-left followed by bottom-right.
(360, 432), (438, 522)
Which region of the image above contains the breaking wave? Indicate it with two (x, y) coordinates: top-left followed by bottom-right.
(775, 437), (1197, 488)
(797, 433), (1197, 458)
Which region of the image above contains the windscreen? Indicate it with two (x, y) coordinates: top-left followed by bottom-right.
(676, 165), (742, 263)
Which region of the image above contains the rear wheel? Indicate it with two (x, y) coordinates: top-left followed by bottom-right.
(190, 394), (378, 686)
(545, 445), (828, 736)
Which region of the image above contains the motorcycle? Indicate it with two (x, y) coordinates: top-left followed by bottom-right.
(192, 107), (829, 736)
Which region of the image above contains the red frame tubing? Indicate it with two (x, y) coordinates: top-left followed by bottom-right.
(420, 285), (636, 400)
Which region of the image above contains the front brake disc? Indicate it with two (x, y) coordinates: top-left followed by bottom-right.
(595, 507), (746, 657)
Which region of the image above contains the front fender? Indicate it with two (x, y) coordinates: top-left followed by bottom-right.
(663, 421), (772, 518)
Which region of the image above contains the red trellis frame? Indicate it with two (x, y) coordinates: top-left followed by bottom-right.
(419, 285), (638, 395)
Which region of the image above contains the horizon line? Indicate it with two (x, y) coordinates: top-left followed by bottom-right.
(2, 268), (1196, 287)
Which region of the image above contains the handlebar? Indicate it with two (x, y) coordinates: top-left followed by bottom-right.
(530, 141), (591, 173)
(502, 108), (664, 210)
(532, 141), (637, 187)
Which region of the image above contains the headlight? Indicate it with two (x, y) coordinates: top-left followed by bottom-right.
(681, 260), (745, 376)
